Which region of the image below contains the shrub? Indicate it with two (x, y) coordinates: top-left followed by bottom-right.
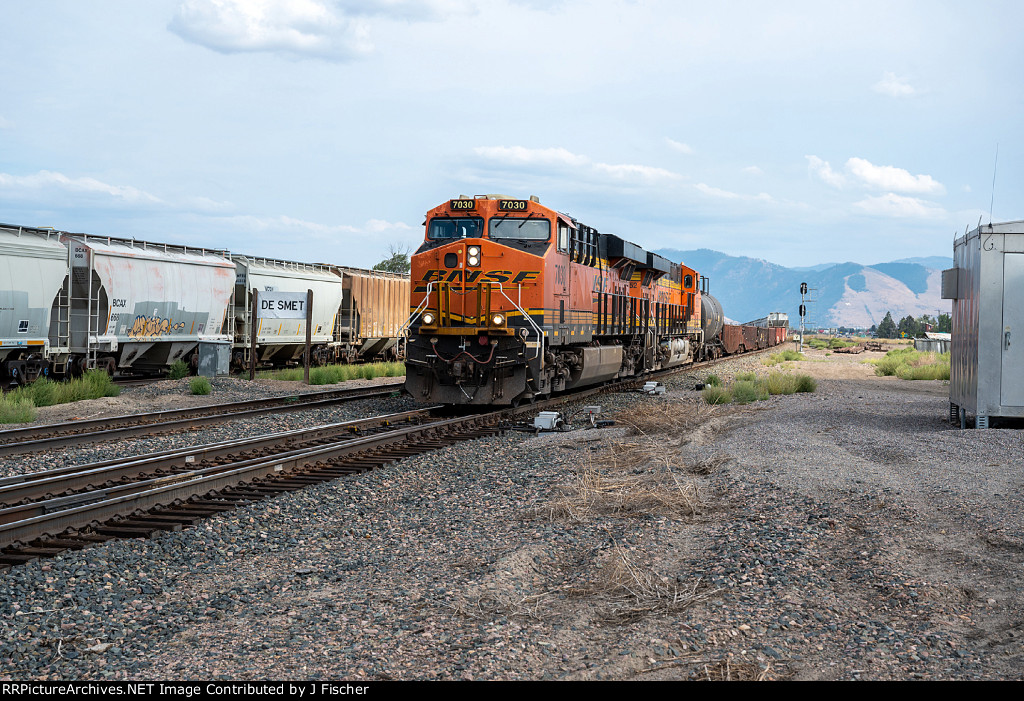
(704, 373), (723, 387)
(0, 395), (36, 424)
(189, 377), (212, 395)
(169, 360), (189, 380)
(873, 349), (949, 380)
(735, 371), (758, 382)
(258, 361), (405, 384)
(794, 374), (817, 393)
(765, 349), (806, 366)
(16, 378), (58, 407)
(701, 385), (732, 405)
(766, 373), (798, 395)
(731, 380), (769, 405)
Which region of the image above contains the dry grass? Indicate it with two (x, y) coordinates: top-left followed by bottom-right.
(536, 464), (701, 522)
(616, 398), (722, 438)
(567, 541), (718, 624)
(695, 659), (775, 681)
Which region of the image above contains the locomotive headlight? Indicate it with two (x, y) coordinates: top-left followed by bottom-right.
(491, 313), (505, 326)
(468, 256), (479, 266)
(421, 312), (435, 326)
(468, 246), (480, 256)
(467, 246), (480, 267)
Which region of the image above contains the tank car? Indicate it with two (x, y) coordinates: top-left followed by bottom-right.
(403, 195), (704, 405)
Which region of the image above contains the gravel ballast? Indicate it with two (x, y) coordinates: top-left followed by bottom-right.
(1, 353), (1022, 680)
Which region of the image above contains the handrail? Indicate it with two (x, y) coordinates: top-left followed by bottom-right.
(397, 281), (436, 337)
(401, 280), (545, 368)
(495, 284), (544, 367)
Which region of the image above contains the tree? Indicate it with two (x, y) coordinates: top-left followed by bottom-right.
(897, 315), (920, 338)
(936, 313), (952, 333)
(373, 244), (411, 274)
(876, 312), (897, 339)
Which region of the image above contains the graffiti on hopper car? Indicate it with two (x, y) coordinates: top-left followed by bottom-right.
(127, 315), (186, 339)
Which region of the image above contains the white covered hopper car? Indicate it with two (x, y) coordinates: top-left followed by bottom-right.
(230, 258), (410, 369)
(0, 222), (410, 384)
(0, 225), (69, 383)
(0, 223), (236, 384)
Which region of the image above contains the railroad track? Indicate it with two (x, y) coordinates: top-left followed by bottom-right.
(0, 380), (406, 456)
(0, 350), (768, 568)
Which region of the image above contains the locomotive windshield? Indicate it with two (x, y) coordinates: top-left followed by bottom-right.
(428, 217), (483, 240)
(488, 217), (550, 241)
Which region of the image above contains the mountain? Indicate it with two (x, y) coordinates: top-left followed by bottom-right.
(889, 255), (954, 270)
(655, 248), (947, 329)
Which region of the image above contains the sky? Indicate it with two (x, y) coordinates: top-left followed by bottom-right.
(1, 0), (1022, 269)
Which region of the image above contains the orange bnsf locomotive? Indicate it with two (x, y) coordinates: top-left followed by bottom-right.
(404, 195), (717, 405)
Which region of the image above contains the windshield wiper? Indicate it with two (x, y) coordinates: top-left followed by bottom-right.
(517, 211), (539, 229)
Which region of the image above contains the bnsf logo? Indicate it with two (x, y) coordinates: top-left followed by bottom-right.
(419, 270), (540, 284)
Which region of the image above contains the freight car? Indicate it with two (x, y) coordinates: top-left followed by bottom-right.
(229, 258), (410, 371)
(0, 223), (235, 384)
(0, 222), (411, 385)
(0, 225), (69, 384)
(402, 195), (789, 406)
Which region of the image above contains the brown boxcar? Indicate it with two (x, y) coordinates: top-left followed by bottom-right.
(721, 325), (746, 354)
(335, 267), (410, 360)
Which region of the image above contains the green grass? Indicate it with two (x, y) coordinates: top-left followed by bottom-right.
(0, 395), (37, 424)
(731, 380), (769, 404)
(764, 349), (806, 366)
(168, 359), (189, 380)
(0, 370), (121, 424)
(701, 384), (732, 404)
(256, 361), (405, 385)
(189, 376), (212, 395)
(871, 348), (949, 381)
(701, 371), (817, 406)
(704, 373), (723, 387)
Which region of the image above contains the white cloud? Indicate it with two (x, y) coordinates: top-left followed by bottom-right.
(806, 155), (944, 195)
(0, 170), (162, 205)
(473, 146), (588, 169)
(666, 138), (694, 155)
(212, 213), (412, 240)
(168, 0), (474, 60)
(742, 165), (763, 176)
(806, 155), (846, 188)
(695, 183), (773, 203)
(846, 157), (944, 195)
(873, 71), (917, 98)
(854, 193), (946, 219)
(169, 0), (370, 60)
(473, 145), (681, 184)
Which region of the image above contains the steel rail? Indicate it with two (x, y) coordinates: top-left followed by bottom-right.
(0, 412), (500, 548)
(0, 408), (436, 507)
(0, 380), (405, 456)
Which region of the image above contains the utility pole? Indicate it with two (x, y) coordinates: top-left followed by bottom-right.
(799, 282), (807, 351)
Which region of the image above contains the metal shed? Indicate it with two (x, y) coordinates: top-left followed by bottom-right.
(943, 220), (1024, 427)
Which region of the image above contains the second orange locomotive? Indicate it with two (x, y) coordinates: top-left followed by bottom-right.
(404, 195), (722, 405)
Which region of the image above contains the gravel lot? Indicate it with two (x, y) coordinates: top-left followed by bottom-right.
(1, 350), (1022, 680)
